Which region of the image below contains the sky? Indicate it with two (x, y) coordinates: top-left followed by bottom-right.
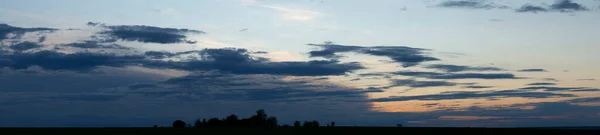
(0, 0), (599, 127)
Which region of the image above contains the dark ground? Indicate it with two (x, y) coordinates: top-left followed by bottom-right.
(1, 127), (599, 135)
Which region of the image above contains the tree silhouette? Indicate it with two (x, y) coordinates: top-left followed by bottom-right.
(312, 120), (320, 127)
(225, 114), (239, 127)
(172, 120), (186, 128)
(303, 121), (311, 127)
(266, 116), (278, 127)
(248, 109), (268, 127)
(255, 109), (267, 119)
(194, 119), (202, 128)
(294, 121), (301, 127)
(168, 109), (330, 129)
(207, 117), (221, 127)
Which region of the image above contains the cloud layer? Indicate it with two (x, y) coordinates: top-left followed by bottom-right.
(435, 0), (593, 14)
(308, 42), (439, 67)
(87, 22), (204, 44)
(436, 1), (509, 9)
(1, 21), (599, 127)
(516, 0), (589, 13)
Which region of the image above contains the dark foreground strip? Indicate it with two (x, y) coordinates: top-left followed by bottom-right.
(0, 127), (598, 135)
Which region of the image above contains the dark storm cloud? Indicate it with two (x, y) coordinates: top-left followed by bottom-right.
(542, 78), (559, 82)
(143, 48), (364, 76)
(0, 24), (57, 40)
(516, 0), (589, 13)
(408, 102), (600, 127)
(370, 90), (575, 102)
(0, 67), (170, 93)
(1, 47), (363, 76)
(45, 93), (125, 102)
(527, 82), (556, 86)
(87, 22), (204, 44)
(143, 51), (176, 59)
(60, 41), (133, 50)
(127, 83), (158, 90)
(107, 73), (375, 103)
(517, 69), (547, 72)
(359, 72), (388, 77)
(383, 79), (457, 88)
(253, 51), (268, 54)
(462, 85), (493, 89)
(361, 87), (385, 93)
(549, 0), (589, 12)
(392, 71), (520, 79)
(307, 42), (439, 67)
(38, 36), (46, 43)
(0, 50), (145, 71)
(436, 0), (509, 9)
(423, 64), (503, 72)
(567, 97), (600, 103)
(519, 86), (600, 92)
(8, 42), (43, 52)
(516, 4), (549, 13)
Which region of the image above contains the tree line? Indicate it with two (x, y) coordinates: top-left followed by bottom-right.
(163, 109), (335, 128)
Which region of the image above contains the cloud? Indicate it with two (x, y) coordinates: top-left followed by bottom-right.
(45, 93), (125, 102)
(59, 41), (133, 50)
(38, 36), (46, 43)
(87, 22), (204, 44)
(383, 79), (457, 88)
(462, 85), (493, 89)
(392, 71), (521, 80)
(133, 73), (375, 102)
(542, 78), (559, 82)
(516, 4), (549, 13)
(516, 0), (589, 13)
(370, 90), (576, 102)
(519, 86), (600, 92)
(143, 51), (176, 59)
(8, 41), (43, 52)
(436, 0), (509, 9)
(527, 82), (556, 86)
(423, 64), (503, 72)
(142, 48), (364, 76)
(517, 69), (547, 72)
(308, 42), (440, 67)
(95, 73), (377, 110)
(258, 5), (322, 21)
(127, 83), (158, 90)
(410, 102), (600, 127)
(0, 24), (56, 40)
(549, 0), (589, 12)
(0, 50), (145, 71)
(567, 97), (600, 103)
(0, 69), (379, 126)
(577, 79), (596, 81)
(0, 66), (178, 93)
(1, 47), (364, 76)
(153, 8), (179, 16)
(4, 22), (600, 127)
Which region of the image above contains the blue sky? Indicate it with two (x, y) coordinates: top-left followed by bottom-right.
(1, 0), (600, 127)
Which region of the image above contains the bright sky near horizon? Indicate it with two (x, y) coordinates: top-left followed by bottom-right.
(1, 0), (600, 127)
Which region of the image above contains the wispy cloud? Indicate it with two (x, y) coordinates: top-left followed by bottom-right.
(518, 69), (547, 72)
(153, 8), (180, 16)
(516, 0), (589, 13)
(258, 5), (323, 21)
(436, 0), (509, 9)
(577, 79), (596, 81)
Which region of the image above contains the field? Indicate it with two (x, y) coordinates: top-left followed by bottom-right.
(1, 127), (599, 135)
